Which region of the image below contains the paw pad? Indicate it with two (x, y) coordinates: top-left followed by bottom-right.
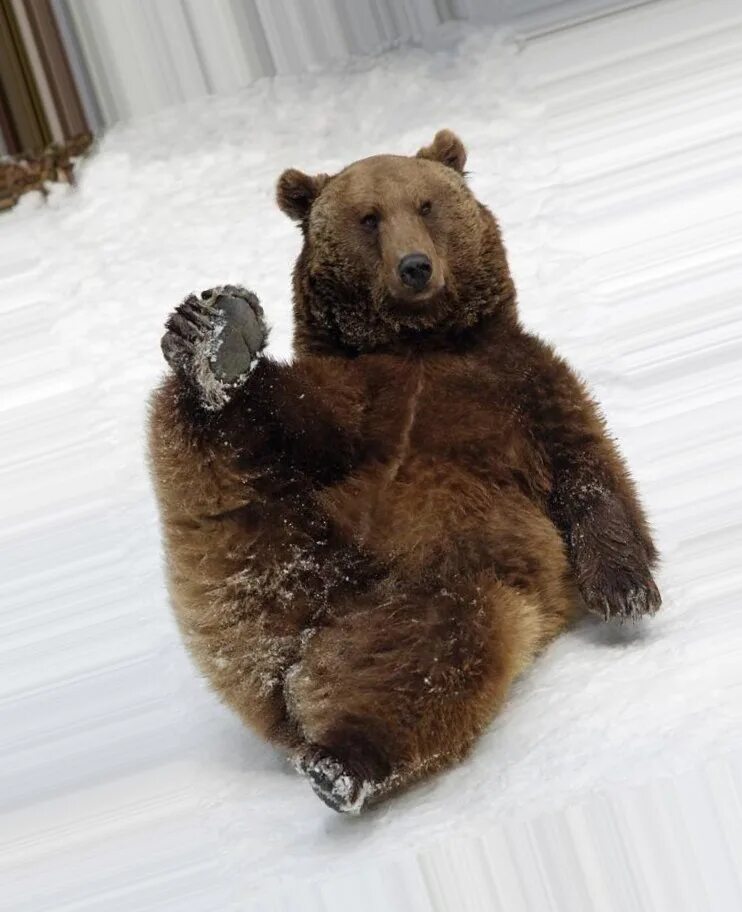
(161, 285), (268, 409)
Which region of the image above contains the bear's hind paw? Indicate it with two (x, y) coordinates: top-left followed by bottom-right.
(294, 747), (376, 815)
(160, 285), (268, 410)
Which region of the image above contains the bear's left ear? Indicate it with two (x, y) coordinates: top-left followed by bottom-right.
(416, 129), (467, 174)
(276, 168), (329, 221)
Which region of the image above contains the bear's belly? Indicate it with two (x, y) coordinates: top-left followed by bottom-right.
(315, 454), (556, 580)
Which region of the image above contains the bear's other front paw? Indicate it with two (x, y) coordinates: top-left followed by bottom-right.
(581, 564), (661, 622)
(161, 285), (268, 409)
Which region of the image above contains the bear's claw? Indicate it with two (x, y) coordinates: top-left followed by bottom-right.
(161, 285), (268, 410)
(583, 567), (662, 623)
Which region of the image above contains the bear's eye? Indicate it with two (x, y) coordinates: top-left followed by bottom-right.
(360, 212), (379, 230)
(420, 200), (433, 216)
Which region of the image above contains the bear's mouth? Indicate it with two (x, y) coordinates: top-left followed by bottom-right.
(383, 285), (450, 327)
(387, 281), (446, 310)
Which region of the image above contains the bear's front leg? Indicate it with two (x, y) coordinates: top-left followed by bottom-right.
(554, 480), (661, 622)
(522, 337), (661, 622)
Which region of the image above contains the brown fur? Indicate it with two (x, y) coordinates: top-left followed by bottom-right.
(148, 130), (660, 811)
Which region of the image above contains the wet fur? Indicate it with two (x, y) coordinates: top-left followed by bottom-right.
(148, 131), (659, 811)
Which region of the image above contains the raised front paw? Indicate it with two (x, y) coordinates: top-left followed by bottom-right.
(581, 563), (661, 622)
(161, 285), (268, 409)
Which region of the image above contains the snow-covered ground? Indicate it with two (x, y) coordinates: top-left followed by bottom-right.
(2, 1), (742, 909)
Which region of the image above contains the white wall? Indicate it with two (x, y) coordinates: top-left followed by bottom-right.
(61, 0), (455, 125)
(57, 0), (644, 127)
(450, 0), (642, 24)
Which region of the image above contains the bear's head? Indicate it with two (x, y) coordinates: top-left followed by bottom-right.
(277, 130), (517, 355)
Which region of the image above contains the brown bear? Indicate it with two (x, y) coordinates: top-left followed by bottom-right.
(148, 129), (661, 814)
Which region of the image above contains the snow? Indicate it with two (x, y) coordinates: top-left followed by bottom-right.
(2, 1), (742, 909)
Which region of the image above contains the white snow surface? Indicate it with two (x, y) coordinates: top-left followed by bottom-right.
(2, 2), (742, 909)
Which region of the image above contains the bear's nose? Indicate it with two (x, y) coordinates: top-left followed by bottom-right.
(398, 253), (432, 292)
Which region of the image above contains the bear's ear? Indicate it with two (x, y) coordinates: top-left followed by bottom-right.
(276, 169), (329, 221)
(416, 129), (467, 174)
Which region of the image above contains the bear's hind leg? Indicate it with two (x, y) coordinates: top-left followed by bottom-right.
(286, 573), (556, 812)
(150, 286), (370, 750)
(149, 371), (355, 750)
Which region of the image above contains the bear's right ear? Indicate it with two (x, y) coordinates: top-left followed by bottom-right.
(276, 169), (328, 221)
(416, 129), (467, 174)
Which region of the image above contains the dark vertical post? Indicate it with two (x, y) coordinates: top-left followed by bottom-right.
(0, 0), (51, 154)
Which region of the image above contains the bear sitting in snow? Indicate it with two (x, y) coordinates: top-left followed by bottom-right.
(148, 130), (660, 813)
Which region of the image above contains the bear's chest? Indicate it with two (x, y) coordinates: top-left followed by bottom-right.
(316, 359), (547, 561)
(363, 359), (529, 472)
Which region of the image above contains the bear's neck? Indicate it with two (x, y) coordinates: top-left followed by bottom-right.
(293, 303), (520, 359)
